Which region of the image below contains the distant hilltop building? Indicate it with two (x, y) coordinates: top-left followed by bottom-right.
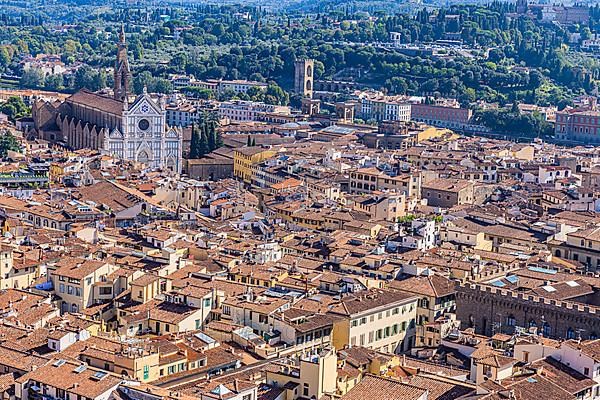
(554, 99), (600, 145)
(541, 5), (589, 24)
(294, 59), (314, 99)
(32, 26), (183, 173)
(21, 54), (66, 77)
(170, 75), (269, 95)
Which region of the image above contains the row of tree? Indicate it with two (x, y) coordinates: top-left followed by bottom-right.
(2, 2), (597, 110)
(189, 112), (223, 159)
(472, 103), (555, 138)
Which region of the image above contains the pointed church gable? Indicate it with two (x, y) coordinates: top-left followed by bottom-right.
(128, 96), (162, 116)
(136, 141), (152, 153)
(108, 129), (124, 139)
(135, 142), (154, 163)
(165, 128), (179, 139)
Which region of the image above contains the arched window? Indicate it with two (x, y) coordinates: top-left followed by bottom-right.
(306, 79), (312, 91)
(306, 65), (313, 78)
(528, 319), (536, 329)
(138, 150), (150, 163)
(542, 322), (551, 337)
(71, 303), (78, 314)
(566, 327), (576, 339)
(554, 249), (561, 258)
(506, 315), (516, 327)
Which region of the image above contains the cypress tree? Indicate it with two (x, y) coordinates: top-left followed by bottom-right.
(207, 121), (216, 152)
(215, 124), (223, 148)
(199, 123), (209, 156)
(189, 123), (200, 159)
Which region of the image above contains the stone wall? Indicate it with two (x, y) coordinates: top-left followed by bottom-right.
(455, 282), (600, 340)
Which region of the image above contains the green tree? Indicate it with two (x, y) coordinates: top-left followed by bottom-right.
(189, 123), (200, 159)
(264, 84), (289, 105)
(183, 87), (213, 99)
(0, 132), (22, 158)
(207, 121), (216, 151)
(44, 74), (64, 91)
(0, 97), (29, 121)
(0, 46), (11, 68)
(133, 71), (153, 95)
(171, 53), (189, 73)
(74, 66), (105, 91)
(198, 123), (209, 156)
(152, 78), (173, 94)
(20, 69), (45, 88)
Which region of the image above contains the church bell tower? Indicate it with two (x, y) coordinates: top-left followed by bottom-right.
(114, 24), (131, 102)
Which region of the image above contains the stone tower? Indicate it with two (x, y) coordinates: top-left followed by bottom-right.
(114, 24), (131, 102)
(294, 59), (314, 98)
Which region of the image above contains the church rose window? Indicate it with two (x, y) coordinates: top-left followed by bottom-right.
(138, 119), (150, 131)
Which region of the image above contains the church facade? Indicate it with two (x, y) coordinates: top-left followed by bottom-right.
(32, 26), (182, 173)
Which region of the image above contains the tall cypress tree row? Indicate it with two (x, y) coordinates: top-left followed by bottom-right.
(199, 122), (209, 156)
(189, 123), (200, 159)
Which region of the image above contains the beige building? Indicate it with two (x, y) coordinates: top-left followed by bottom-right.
(440, 218), (493, 251)
(421, 178), (474, 208)
(266, 348), (337, 400)
(348, 193), (407, 221)
(117, 297), (208, 337)
(348, 167), (421, 198)
(470, 347), (517, 385)
(388, 273), (456, 328)
(549, 227), (600, 271)
(0, 245), (40, 289)
(50, 258), (121, 314)
(15, 359), (122, 400)
(116, 274), (212, 336)
(77, 334), (213, 383)
(495, 144), (535, 161)
(329, 289), (419, 353)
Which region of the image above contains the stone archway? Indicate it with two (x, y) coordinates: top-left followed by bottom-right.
(166, 157), (176, 172)
(137, 149), (151, 164)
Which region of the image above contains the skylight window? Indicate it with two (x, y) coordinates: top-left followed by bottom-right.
(542, 285), (556, 292)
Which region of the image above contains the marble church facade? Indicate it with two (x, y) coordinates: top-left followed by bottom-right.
(32, 26), (182, 173)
